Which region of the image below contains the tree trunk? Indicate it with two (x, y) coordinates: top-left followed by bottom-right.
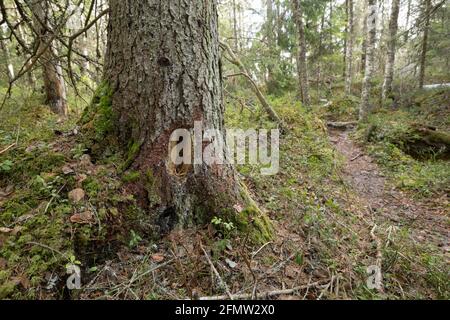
(0, 25), (15, 81)
(419, 0), (432, 89)
(344, 0), (354, 95)
(91, 0), (272, 238)
(265, 0), (276, 94)
(232, 0), (239, 52)
(360, 0), (368, 76)
(293, 0), (311, 106)
(31, 0), (68, 117)
(382, 0), (400, 100)
(359, 0), (378, 121)
(404, 0), (412, 42)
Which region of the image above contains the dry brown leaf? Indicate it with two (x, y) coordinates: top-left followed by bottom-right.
(68, 188), (85, 203)
(70, 211), (94, 224)
(151, 254), (165, 263)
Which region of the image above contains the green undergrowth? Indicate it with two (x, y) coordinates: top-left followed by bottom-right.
(0, 91), (150, 299)
(354, 90), (450, 198)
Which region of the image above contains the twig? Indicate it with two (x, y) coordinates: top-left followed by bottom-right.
(350, 153), (363, 162)
(199, 280), (329, 301)
(200, 244), (233, 300)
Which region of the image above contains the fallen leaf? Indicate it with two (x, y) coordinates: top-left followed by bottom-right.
(151, 254), (165, 263)
(70, 211), (94, 224)
(0, 227), (12, 233)
(225, 258), (238, 269)
(80, 154), (93, 167)
(233, 204), (244, 213)
(11, 226), (24, 236)
(68, 188), (85, 203)
(77, 174), (88, 185)
(62, 165), (75, 175)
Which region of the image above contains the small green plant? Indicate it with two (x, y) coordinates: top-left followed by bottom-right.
(65, 255), (81, 269)
(129, 230), (142, 248)
(71, 144), (88, 160)
(211, 217), (235, 232)
(0, 160), (13, 173)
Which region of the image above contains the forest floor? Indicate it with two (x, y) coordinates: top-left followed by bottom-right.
(329, 128), (448, 256)
(0, 88), (448, 300)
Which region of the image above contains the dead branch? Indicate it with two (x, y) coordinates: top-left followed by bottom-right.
(219, 41), (286, 132)
(199, 280), (329, 301)
(200, 244), (233, 300)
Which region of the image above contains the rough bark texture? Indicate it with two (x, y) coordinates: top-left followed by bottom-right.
(95, 0), (272, 239)
(360, 0), (368, 76)
(293, 0), (311, 106)
(382, 0), (400, 100)
(0, 25), (15, 81)
(419, 0), (432, 89)
(344, 0), (354, 95)
(359, 0), (378, 121)
(31, 0), (68, 117)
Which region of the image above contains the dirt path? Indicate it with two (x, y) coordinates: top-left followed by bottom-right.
(329, 129), (449, 255)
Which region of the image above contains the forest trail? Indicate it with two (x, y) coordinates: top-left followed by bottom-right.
(328, 128), (449, 256)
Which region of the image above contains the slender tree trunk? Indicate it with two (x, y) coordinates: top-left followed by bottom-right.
(293, 0), (311, 106)
(31, 0), (68, 117)
(93, 0), (272, 236)
(419, 0), (432, 89)
(266, 0), (276, 93)
(404, 0), (412, 42)
(359, 0), (378, 121)
(382, 0), (400, 100)
(0, 25), (15, 81)
(360, 2), (368, 76)
(345, 0), (354, 95)
(232, 0), (239, 52)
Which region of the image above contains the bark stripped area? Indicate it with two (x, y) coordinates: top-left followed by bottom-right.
(100, 0), (272, 238)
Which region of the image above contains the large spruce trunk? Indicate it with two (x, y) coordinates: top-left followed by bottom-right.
(98, 0), (272, 238)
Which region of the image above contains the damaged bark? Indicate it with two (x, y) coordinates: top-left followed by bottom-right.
(88, 0), (273, 240)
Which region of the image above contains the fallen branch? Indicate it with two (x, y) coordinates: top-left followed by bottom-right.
(220, 41), (286, 132)
(0, 143), (16, 155)
(327, 121), (358, 130)
(199, 280), (329, 301)
(201, 244), (233, 300)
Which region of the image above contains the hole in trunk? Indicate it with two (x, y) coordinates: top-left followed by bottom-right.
(157, 206), (178, 235)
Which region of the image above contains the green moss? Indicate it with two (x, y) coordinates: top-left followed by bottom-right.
(145, 169), (161, 207)
(83, 177), (101, 197)
(120, 141), (142, 172)
(122, 171), (141, 183)
(0, 282), (17, 299)
(80, 81), (117, 156)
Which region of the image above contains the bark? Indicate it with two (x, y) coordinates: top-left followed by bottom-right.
(404, 0), (412, 42)
(344, 0), (354, 95)
(265, 0), (276, 93)
(95, 0), (272, 238)
(293, 0), (311, 106)
(232, 0), (239, 52)
(360, 0), (368, 76)
(31, 0), (68, 117)
(382, 0), (400, 100)
(359, 0), (378, 121)
(419, 0), (432, 89)
(0, 25), (15, 81)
